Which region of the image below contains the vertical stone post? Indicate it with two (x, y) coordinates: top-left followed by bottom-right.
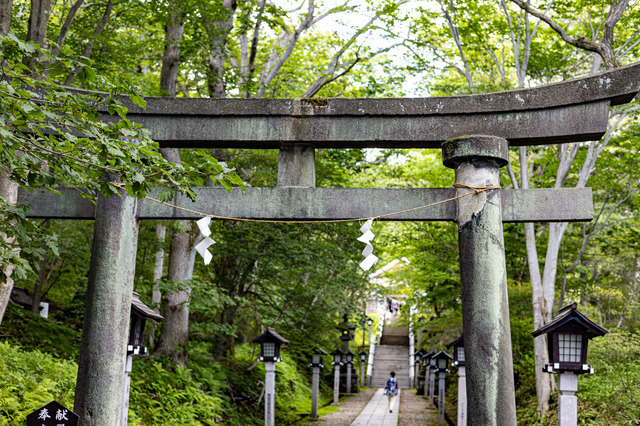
(414, 361), (420, 389)
(458, 366), (467, 426)
(360, 360), (366, 387)
(333, 364), (341, 404)
(424, 365), (430, 401)
(368, 323), (372, 345)
(366, 345), (374, 387)
(558, 372), (578, 426)
(277, 145), (315, 187)
(121, 354), (133, 426)
(346, 363), (352, 394)
(265, 361), (276, 426)
(74, 176), (138, 425)
(428, 367), (436, 406)
(310, 366), (320, 419)
(438, 371), (446, 425)
(442, 136), (517, 425)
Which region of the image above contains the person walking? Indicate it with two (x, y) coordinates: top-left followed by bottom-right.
(384, 371), (399, 413)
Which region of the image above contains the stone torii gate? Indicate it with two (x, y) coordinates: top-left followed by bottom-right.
(19, 62), (640, 425)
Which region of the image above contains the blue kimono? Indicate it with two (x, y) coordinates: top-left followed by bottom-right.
(384, 377), (398, 396)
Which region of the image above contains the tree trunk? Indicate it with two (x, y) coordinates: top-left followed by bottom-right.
(74, 173), (139, 425)
(0, 170), (19, 325)
(517, 145), (553, 416)
(0, 0), (13, 36)
(31, 219), (50, 314)
(26, 0), (53, 45)
(206, 0), (236, 98)
(159, 8), (185, 96)
(152, 230), (195, 366)
(148, 222), (166, 348)
(150, 2), (189, 361)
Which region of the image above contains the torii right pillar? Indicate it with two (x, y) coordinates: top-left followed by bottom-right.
(443, 136), (516, 425)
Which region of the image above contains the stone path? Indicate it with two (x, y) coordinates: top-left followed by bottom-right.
(310, 387), (438, 426)
(350, 388), (399, 426)
(310, 388), (377, 426)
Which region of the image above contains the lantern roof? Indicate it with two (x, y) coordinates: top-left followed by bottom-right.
(331, 349), (345, 356)
(433, 350), (453, 361)
(446, 335), (464, 349)
(358, 350), (368, 356)
(531, 303), (607, 339)
(131, 292), (163, 322)
(344, 350), (356, 357)
(251, 327), (289, 345)
(311, 346), (328, 356)
(423, 351), (435, 359)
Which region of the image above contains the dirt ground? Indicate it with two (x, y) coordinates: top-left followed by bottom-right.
(398, 389), (438, 426)
(308, 388), (378, 426)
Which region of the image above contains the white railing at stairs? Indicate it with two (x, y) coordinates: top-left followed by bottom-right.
(409, 305), (415, 387)
(366, 308), (387, 386)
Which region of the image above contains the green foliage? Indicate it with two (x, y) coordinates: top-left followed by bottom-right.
(0, 304), (81, 360)
(128, 357), (227, 425)
(217, 343), (319, 425)
(0, 342), (77, 425)
(0, 32), (242, 279)
(579, 330), (640, 423)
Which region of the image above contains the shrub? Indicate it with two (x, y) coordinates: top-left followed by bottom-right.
(128, 356), (227, 425)
(0, 342), (77, 425)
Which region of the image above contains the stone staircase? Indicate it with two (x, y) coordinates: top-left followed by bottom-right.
(370, 319), (410, 388)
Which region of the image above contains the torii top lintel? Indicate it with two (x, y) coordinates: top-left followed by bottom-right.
(108, 62), (640, 149)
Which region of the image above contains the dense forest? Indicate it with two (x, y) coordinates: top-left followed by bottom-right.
(1, 0), (639, 424)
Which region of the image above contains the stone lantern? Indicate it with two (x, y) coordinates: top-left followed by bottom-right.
(343, 350), (356, 393)
(128, 293), (163, 356)
(331, 349), (344, 404)
(413, 350), (424, 388)
(358, 350), (368, 387)
(253, 327), (288, 363)
(337, 313), (356, 350)
(432, 350), (453, 425)
(308, 347), (327, 420)
(252, 328), (289, 426)
(427, 351), (438, 405)
(122, 293), (162, 426)
(532, 303), (607, 426)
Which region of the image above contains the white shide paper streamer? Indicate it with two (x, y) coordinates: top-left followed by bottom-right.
(358, 219), (378, 271)
(195, 217), (216, 265)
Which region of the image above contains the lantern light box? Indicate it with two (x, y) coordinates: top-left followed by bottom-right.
(532, 303), (607, 374)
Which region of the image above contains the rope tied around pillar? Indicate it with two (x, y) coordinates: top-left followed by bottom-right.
(453, 183), (501, 194)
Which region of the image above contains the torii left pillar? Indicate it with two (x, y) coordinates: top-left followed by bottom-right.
(74, 173), (138, 425)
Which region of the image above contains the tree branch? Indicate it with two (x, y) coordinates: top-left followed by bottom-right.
(50, 0), (84, 57)
(64, 0), (114, 85)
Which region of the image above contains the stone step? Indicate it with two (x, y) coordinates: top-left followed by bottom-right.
(374, 345), (409, 352)
(380, 335), (410, 345)
(370, 379), (411, 388)
(374, 355), (409, 360)
(371, 374), (410, 380)
(382, 326), (409, 335)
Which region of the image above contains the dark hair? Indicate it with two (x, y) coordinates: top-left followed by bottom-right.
(390, 371), (395, 377)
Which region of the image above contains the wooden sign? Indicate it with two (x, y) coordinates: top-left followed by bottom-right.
(26, 401), (79, 426)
